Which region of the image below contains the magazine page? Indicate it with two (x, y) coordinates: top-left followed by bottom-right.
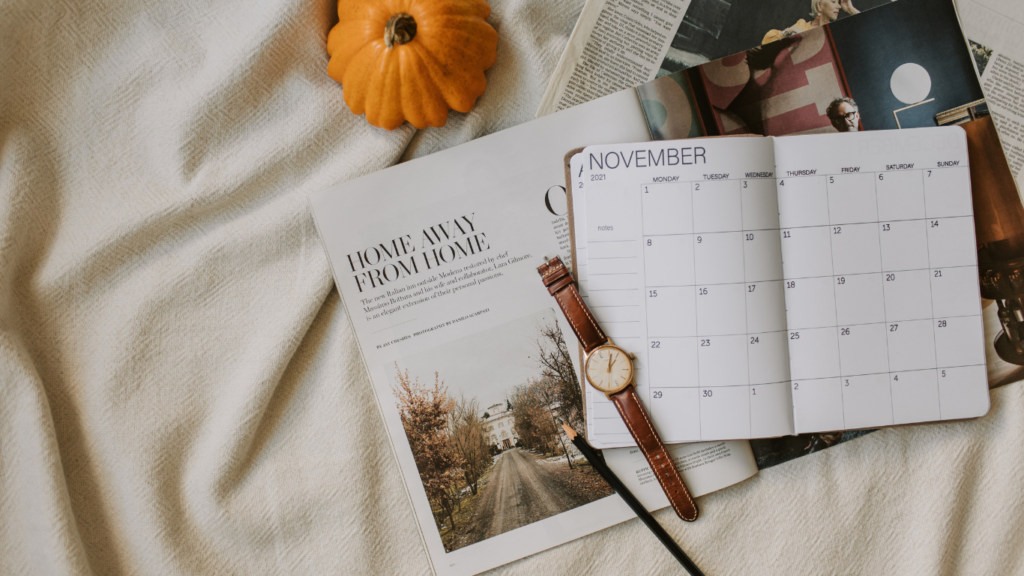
(537, 0), (890, 117)
(310, 90), (732, 576)
(638, 0), (984, 141)
(635, 0), (1018, 468)
(601, 439), (758, 508)
(957, 1), (1024, 405)
(958, 0), (1024, 187)
(536, 0), (691, 117)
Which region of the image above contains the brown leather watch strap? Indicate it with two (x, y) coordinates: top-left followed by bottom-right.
(610, 386), (699, 522)
(538, 256), (698, 522)
(537, 256), (607, 353)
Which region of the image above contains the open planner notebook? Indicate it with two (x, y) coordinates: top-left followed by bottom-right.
(570, 127), (990, 449)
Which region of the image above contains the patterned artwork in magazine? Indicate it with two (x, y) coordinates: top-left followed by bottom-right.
(604, 0), (1019, 467)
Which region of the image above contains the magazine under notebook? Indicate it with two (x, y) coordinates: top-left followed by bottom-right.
(569, 128), (990, 449)
(308, 89), (759, 576)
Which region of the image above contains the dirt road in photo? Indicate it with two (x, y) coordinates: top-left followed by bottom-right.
(461, 449), (578, 543)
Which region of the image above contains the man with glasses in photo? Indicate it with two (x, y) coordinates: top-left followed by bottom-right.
(827, 96), (861, 132)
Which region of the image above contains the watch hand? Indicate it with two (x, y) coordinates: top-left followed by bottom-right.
(607, 352), (614, 372)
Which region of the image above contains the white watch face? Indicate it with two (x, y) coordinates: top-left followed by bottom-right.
(584, 345), (633, 394)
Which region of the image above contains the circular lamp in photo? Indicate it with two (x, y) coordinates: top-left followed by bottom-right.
(890, 63), (932, 104)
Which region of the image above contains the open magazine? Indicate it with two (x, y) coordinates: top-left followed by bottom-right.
(308, 0), (1019, 573)
(310, 91), (758, 576)
(958, 0), (1024, 191)
(537, 0), (893, 116)
(541, 0), (1024, 192)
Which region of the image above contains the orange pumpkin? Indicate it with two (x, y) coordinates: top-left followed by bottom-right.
(327, 0), (499, 130)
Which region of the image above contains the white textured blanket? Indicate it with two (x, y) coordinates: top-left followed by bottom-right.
(2, 0), (1022, 574)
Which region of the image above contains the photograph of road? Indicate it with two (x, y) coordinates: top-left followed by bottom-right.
(389, 309), (614, 552)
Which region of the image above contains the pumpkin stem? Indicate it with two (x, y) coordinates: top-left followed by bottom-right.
(384, 13), (417, 49)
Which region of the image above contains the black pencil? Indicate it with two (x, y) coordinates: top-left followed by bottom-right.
(563, 424), (706, 576)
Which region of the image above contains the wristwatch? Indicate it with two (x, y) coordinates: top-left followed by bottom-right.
(537, 256), (699, 522)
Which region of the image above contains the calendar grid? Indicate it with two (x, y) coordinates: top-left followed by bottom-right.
(769, 214), (972, 231)
(775, 165), (966, 178)
(648, 379), (799, 389)
(688, 181), (703, 436)
(812, 363), (988, 379)
(637, 177), (791, 441)
(824, 176), (847, 430)
(639, 183), (651, 410)
(793, 366), (987, 399)
(740, 179), (753, 436)
(687, 312), (977, 335)
(588, 365), (984, 394)
(642, 227), (781, 236)
(781, 164), (984, 432)
(919, 168), (940, 417)
(581, 131), (987, 446)
(782, 261), (975, 281)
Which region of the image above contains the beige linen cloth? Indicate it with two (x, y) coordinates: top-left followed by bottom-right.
(2, 0), (1022, 574)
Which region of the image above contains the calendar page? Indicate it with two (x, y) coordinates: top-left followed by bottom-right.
(578, 137), (795, 448)
(567, 153), (632, 445)
(774, 127), (988, 434)
(576, 128), (989, 448)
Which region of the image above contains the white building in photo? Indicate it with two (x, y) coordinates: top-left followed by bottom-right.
(482, 402), (518, 451)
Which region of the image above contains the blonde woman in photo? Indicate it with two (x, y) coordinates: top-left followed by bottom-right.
(762, 0), (860, 44)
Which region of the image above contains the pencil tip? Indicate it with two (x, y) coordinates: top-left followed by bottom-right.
(562, 423), (576, 439)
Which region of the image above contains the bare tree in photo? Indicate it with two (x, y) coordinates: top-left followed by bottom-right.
(535, 319), (585, 434)
(450, 396), (492, 496)
(510, 381), (557, 454)
(393, 365), (464, 532)
(530, 375), (575, 469)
